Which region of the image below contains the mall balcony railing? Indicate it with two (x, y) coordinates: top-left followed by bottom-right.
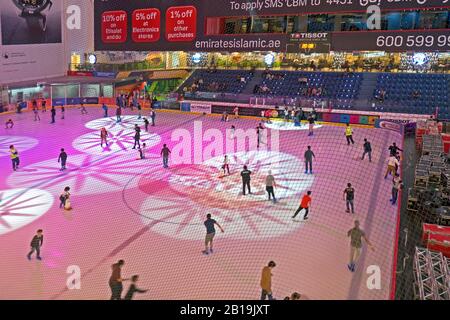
(69, 61), (167, 73)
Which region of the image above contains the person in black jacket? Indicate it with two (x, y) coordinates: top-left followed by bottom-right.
(58, 148), (68, 171)
(241, 165), (252, 195)
(137, 103), (142, 119)
(304, 146), (316, 174)
(124, 275), (148, 300)
(143, 118), (150, 131)
(50, 106), (56, 124)
(361, 139), (372, 162)
(132, 124), (141, 149)
(388, 142), (402, 157)
(27, 229), (43, 260)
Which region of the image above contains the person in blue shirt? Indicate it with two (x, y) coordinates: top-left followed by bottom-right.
(102, 103), (108, 117)
(202, 214), (224, 255)
(58, 148), (68, 171)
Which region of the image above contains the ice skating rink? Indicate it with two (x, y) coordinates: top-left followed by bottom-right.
(0, 107), (401, 300)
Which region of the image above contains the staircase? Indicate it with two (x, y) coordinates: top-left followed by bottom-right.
(353, 73), (379, 111)
(241, 70), (264, 95)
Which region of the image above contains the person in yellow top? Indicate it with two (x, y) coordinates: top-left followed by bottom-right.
(9, 145), (20, 171)
(260, 261), (276, 300)
(345, 123), (355, 145)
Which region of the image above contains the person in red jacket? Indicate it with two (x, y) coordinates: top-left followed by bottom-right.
(100, 128), (108, 147)
(292, 191), (312, 221)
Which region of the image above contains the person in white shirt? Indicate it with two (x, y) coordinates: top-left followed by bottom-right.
(391, 173), (403, 205)
(229, 125), (236, 140)
(222, 155), (230, 175)
(265, 170), (276, 203)
(283, 108), (289, 125)
(385, 155), (399, 179)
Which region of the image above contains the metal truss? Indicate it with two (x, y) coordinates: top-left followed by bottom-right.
(413, 247), (450, 300)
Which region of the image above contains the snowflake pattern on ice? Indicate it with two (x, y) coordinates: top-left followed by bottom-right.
(7, 154), (160, 195)
(84, 116), (149, 131)
(0, 188), (53, 235)
(134, 151), (313, 240)
(72, 129), (161, 155)
(0, 136), (39, 157)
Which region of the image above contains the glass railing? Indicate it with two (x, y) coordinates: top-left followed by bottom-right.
(180, 91), (447, 119)
(69, 62), (167, 73)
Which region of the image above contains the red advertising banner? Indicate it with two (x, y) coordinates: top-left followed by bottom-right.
(99, 97), (116, 105)
(101, 10), (128, 43)
(132, 8), (161, 43)
(67, 71), (95, 77)
(165, 6), (197, 42)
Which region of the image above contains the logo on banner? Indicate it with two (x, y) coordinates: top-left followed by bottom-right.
(375, 120), (404, 134)
(190, 104), (211, 114)
(290, 33), (329, 41)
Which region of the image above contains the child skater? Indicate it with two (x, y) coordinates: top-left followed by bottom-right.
(123, 275), (148, 300)
(33, 106), (40, 121)
(222, 155), (230, 175)
(80, 103), (88, 115)
(143, 118), (150, 132)
(233, 106), (239, 120)
(5, 119), (14, 129)
(138, 143), (147, 160)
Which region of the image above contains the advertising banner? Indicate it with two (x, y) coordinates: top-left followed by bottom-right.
(180, 102), (191, 112)
(287, 32), (331, 53)
(190, 103), (212, 114)
(68, 71), (95, 77)
(66, 98), (82, 105)
(81, 97), (100, 104)
(93, 71), (118, 78)
(375, 119), (405, 135)
(52, 98), (66, 106)
(0, 0), (65, 83)
(95, 0), (448, 23)
(95, 0), (450, 52)
(56, 97), (100, 106)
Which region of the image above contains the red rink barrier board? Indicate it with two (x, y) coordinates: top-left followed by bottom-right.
(423, 224), (450, 243)
(425, 234), (450, 258)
